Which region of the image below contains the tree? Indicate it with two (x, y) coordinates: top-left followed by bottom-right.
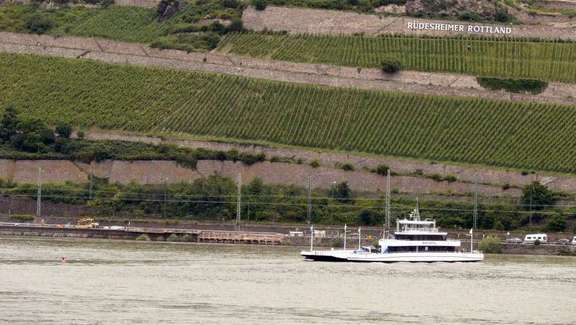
(55, 123), (72, 138)
(330, 181), (353, 204)
(521, 181), (556, 211)
(357, 209), (382, 226)
(546, 214), (566, 232)
(252, 0), (267, 10)
(0, 104), (19, 142)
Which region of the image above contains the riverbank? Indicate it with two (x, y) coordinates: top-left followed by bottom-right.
(1, 221), (574, 257)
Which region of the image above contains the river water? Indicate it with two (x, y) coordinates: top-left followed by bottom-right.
(0, 237), (575, 325)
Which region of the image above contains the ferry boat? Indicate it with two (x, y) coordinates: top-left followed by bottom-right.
(301, 208), (484, 263)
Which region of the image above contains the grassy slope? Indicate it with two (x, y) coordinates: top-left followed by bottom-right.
(218, 33), (576, 83)
(0, 3), (241, 44)
(2, 53), (576, 173)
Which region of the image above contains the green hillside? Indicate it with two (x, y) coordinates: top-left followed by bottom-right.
(2, 53), (576, 173)
(218, 33), (576, 83)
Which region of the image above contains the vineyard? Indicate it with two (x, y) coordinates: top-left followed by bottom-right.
(2, 53), (576, 173)
(218, 33), (576, 83)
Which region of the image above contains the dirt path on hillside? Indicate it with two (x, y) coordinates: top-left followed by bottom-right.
(81, 129), (576, 194)
(0, 32), (575, 105)
(243, 6), (576, 40)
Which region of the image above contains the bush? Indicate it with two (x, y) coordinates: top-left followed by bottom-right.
(341, 163), (354, 171)
(479, 236), (501, 254)
(253, 0), (267, 10)
(374, 164), (389, 176)
(459, 11), (482, 22)
(10, 214), (35, 222)
(546, 214), (566, 232)
(381, 59), (401, 74)
(477, 77), (548, 95)
(25, 15), (54, 35)
(135, 234), (151, 241)
(227, 18), (244, 32)
(221, 0), (240, 8)
(55, 123), (72, 139)
(309, 160), (320, 168)
(495, 8), (513, 23)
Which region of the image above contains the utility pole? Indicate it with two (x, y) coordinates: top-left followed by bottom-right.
(236, 173), (242, 228)
(36, 167), (42, 218)
(529, 184), (533, 226)
(162, 177), (167, 219)
(343, 224), (347, 250)
(358, 227), (361, 249)
(307, 176), (312, 224)
(386, 169), (391, 238)
(88, 163), (94, 200)
(473, 176), (478, 230)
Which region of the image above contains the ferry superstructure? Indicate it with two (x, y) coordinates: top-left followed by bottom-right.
(301, 208), (484, 263)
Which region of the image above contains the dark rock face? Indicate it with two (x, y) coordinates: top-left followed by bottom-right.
(406, 0), (500, 19)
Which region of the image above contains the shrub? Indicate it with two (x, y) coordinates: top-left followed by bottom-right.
(253, 0), (267, 10)
(374, 164), (389, 176)
(25, 15), (54, 35)
(10, 214), (35, 222)
(341, 163), (354, 171)
(239, 152), (265, 165)
(166, 233), (181, 242)
(135, 234), (151, 241)
(309, 160), (320, 168)
(429, 174), (443, 182)
(381, 58), (401, 74)
(479, 235), (501, 254)
(546, 214), (566, 232)
(227, 18), (244, 32)
(55, 123), (72, 139)
(221, 0), (239, 8)
(477, 77), (548, 95)
(459, 11), (482, 22)
(444, 175), (457, 183)
(495, 8), (513, 23)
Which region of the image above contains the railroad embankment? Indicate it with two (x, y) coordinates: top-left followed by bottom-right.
(1, 222), (574, 256)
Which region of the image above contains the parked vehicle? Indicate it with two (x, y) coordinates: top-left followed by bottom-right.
(557, 239), (571, 245)
(506, 237), (523, 244)
(523, 234), (548, 244)
(572, 236), (576, 245)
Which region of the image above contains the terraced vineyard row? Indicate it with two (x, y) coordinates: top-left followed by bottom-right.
(2, 53), (576, 173)
(218, 33), (576, 83)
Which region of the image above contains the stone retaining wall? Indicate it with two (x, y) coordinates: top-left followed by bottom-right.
(0, 159), (518, 197)
(83, 129), (576, 194)
(243, 6), (576, 40)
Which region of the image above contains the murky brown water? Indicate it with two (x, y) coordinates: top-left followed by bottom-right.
(0, 237), (575, 324)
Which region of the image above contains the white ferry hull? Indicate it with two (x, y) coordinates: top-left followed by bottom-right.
(301, 250), (484, 263)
